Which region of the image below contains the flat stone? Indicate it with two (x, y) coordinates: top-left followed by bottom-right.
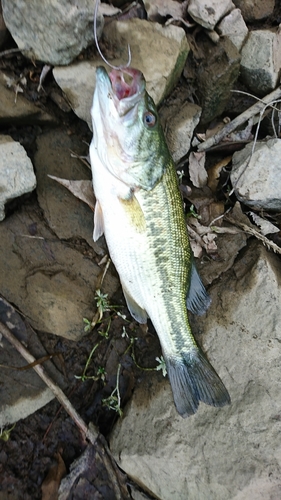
(159, 100), (202, 163)
(188, 0), (234, 30)
(0, 297), (66, 427)
(53, 62), (97, 129)
(2, 0), (104, 65)
(217, 8), (248, 51)
(232, 0), (275, 21)
(0, 71), (55, 125)
(240, 29), (281, 95)
(0, 135), (36, 221)
(0, 203), (119, 340)
(35, 128), (103, 255)
(195, 35), (240, 124)
(231, 138), (281, 210)
(0, 3), (8, 48)
(53, 19), (189, 127)
(110, 243), (281, 500)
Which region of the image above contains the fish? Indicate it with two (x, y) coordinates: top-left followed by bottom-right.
(90, 65), (231, 417)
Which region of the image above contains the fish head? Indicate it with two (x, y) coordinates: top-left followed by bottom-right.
(91, 66), (169, 191)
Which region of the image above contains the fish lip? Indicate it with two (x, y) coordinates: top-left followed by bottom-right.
(95, 65), (145, 116)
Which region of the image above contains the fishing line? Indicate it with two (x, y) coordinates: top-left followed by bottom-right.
(94, 0), (131, 70)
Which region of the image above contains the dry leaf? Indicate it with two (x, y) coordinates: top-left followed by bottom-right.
(48, 176), (95, 210)
(227, 119), (253, 142)
(248, 212), (279, 235)
(190, 239), (203, 258)
(41, 452), (66, 500)
(189, 151), (207, 188)
(207, 156), (232, 193)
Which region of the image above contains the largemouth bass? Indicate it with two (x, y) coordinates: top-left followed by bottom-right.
(90, 66), (230, 417)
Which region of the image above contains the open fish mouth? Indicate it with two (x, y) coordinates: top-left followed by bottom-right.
(95, 66), (146, 116)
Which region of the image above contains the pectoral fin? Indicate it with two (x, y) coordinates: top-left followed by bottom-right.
(121, 282), (147, 324)
(93, 200), (104, 241)
(119, 194), (146, 233)
(186, 262), (211, 316)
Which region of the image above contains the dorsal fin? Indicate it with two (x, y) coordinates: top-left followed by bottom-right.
(186, 262), (211, 316)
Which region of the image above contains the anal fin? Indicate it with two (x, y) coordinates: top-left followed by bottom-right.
(93, 200), (104, 242)
(121, 282), (147, 324)
(186, 262), (211, 316)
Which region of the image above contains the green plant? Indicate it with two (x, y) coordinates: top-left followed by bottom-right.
(102, 363), (122, 416)
(186, 204), (201, 219)
(155, 356), (167, 377)
(0, 423), (16, 441)
(75, 342), (101, 382)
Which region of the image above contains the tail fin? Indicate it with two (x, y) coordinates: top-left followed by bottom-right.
(166, 349), (231, 417)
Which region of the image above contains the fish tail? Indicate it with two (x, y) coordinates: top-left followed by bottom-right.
(165, 348), (231, 417)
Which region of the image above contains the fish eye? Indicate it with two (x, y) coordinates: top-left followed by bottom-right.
(143, 111), (156, 128)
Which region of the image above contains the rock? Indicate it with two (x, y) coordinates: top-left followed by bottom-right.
(34, 128), (103, 255)
(53, 62), (96, 129)
(232, 0), (275, 21)
(53, 19), (189, 127)
(188, 0), (234, 30)
(0, 3), (8, 48)
(1, 0), (104, 65)
(110, 242), (281, 500)
(0, 135), (36, 221)
(193, 35), (240, 124)
(0, 203), (119, 340)
(0, 297), (66, 427)
(217, 8), (248, 51)
(240, 29), (281, 95)
(231, 138), (281, 210)
(0, 71), (56, 125)
(159, 99), (202, 163)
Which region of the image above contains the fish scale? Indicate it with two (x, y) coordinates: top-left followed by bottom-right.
(90, 65), (231, 417)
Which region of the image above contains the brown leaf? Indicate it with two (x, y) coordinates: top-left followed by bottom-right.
(41, 452), (66, 500)
(189, 152), (207, 188)
(207, 156), (232, 193)
(48, 176), (95, 210)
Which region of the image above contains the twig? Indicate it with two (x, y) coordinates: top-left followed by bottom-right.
(197, 86), (281, 152)
(225, 216), (281, 255)
(0, 321), (99, 445)
(0, 48), (24, 57)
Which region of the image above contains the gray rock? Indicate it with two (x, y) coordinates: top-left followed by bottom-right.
(217, 8), (248, 51)
(0, 135), (36, 221)
(231, 138), (281, 210)
(35, 128), (103, 255)
(110, 243), (281, 500)
(53, 19), (189, 126)
(159, 100), (202, 163)
(188, 0), (234, 30)
(53, 61), (97, 129)
(1, 0), (104, 65)
(0, 203), (119, 340)
(195, 36), (240, 124)
(0, 3), (8, 48)
(0, 71), (56, 125)
(233, 0), (275, 21)
(240, 29), (281, 95)
(0, 297), (66, 427)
